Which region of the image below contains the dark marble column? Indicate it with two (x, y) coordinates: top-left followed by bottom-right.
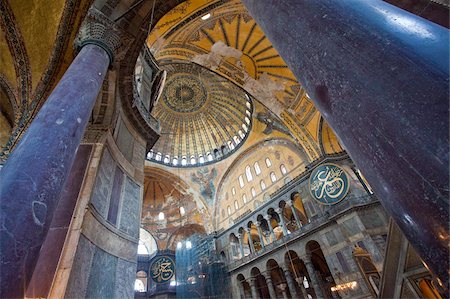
(304, 259), (325, 299)
(282, 265), (301, 299)
(0, 9), (121, 297)
(249, 277), (259, 299)
(263, 272), (278, 299)
(241, 0), (449, 285)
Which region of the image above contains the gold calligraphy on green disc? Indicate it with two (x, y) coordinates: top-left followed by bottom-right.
(309, 163), (349, 205)
(150, 256), (175, 283)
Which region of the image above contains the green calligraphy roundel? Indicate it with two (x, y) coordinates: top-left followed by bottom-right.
(150, 256), (175, 283)
(309, 163), (349, 205)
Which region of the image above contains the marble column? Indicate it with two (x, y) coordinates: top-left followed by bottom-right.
(238, 281), (247, 299)
(255, 221), (265, 249)
(249, 277), (259, 299)
(286, 200), (301, 229)
(241, 0), (449, 284)
(304, 259), (325, 299)
(264, 215), (276, 242)
(237, 233), (245, 258)
(263, 272), (278, 299)
(0, 13), (122, 295)
(275, 208), (288, 236)
(245, 228), (256, 253)
(1, 45), (108, 295)
(278, 284), (289, 299)
(282, 265), (301, 299)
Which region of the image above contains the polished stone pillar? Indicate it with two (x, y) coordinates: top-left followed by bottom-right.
(237, 233), (245, 258)
(304, 259), (325, 299)
(282, 265), (301, 299)
(0, 10), (120, 297)
(245, 227), (256, 253)
(255, 221), (265, 249)
(241, 0), (449, 284)
(278, 284), (289, 299)
(275, 208), (288, 236)
(264, 215), (276, 242)
(238, 281), (247, 299)
(249, 277), (259, 299)
(263, 272), (278, 299)
(286, 200), (301, 229)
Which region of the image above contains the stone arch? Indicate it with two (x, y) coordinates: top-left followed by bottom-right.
(305, 240), (336, 298)
(166, 223), (206, 250)
(250, 267), (270, 299)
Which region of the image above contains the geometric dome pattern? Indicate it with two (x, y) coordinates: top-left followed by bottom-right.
(147, 62), (252, 167)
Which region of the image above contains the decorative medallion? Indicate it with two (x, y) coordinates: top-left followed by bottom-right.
(309, 163), (349, 205)
(163, 74), (207, 113)
(150, 256), (175, 283)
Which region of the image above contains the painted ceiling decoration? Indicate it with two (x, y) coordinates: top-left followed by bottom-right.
(145, 0), (344, 164)
(147, 0), (302, 113)
(147, 62), (253, 167)
(0, 0), (92, 160)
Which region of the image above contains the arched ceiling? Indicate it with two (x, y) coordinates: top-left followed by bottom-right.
(142, 167), (210, 248)
(147, 0), (301, 111)
(148, 62), (252, 167)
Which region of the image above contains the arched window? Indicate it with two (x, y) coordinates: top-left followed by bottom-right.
(280, 164), (287, 175)
(158, 212), (165, 220)
(163, 155), (170, 164)
(251, 187), (257, 198)
(147, 150), (153, 159)
(172, 157), (178, 165)
(181, 156), (187, 166)
(137, 240), (149, 255)
(245, 166), (253, 182)
(270, 172), (277, 183)
(242, 194), (247, 204)
(232, 187), (236, 196)
(227, 206), (232, 216)
(245, 117), (250, 124)
(254, 162), (261, 175)
(228, 141), (235, 150)
(242, 124), (248, 132)
(199, 155), (205, 164)
(239, 175), (245, 188)
(207, 152), (213, 161)
(265, 157), (272, 167)
(190, 156), (196, 165)
(238, 130), (245, 139)
(246, 110), (251, 117)
(234, 200), (239, 210)
(135, 279), (145, 292)
(155, 152), (162, 161)
(233, 136), (240, 144)
(179, 206), (185, 216)
(260, 180), (266, 191)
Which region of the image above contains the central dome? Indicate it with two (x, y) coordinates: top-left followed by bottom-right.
(147, 63), (253, 167)
(163, 74), (207, 113)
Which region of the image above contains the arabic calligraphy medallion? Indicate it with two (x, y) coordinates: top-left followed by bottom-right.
(309, 163), (349, 205)
(150, 256), (175, 283)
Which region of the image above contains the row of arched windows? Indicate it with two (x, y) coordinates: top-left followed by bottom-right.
(237, 158), (285, 189)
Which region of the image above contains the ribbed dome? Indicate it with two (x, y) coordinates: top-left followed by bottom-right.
(147, 62), (252, 167)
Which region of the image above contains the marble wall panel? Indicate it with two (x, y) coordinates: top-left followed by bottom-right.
(65, 235), (96, 299)
(119, 177), (141, 239)
(116, 120), (134, 162)
(131, 139), (146, 170)
(90, 148), (115, 218)
(113, 258), (136, 299)
(85, 247), (118, 299)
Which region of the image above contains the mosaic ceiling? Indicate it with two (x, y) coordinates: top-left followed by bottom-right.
(147, 62), (252, 167)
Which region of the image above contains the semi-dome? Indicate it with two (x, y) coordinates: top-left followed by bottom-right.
(147, 62), (252, 167)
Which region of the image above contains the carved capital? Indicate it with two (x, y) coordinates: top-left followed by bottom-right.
(76, 8), (129, 64)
